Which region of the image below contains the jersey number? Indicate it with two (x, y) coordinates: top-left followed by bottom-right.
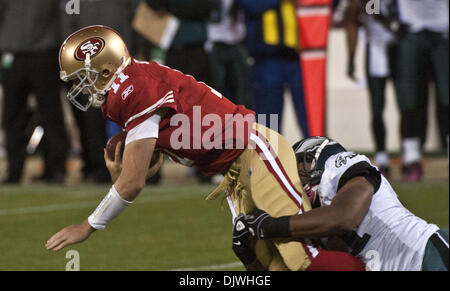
(111, 73), (130, 94)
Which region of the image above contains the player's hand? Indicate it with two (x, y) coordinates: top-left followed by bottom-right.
(146, 151), (163, 179)
(241, 209), (292, 240)
(45, 219), (96, 251)
(241, 209), (272, 239)
(104, 141), (123, 183)
(232, 214), (256, 266)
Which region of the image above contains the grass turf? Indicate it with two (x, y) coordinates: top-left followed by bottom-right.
(0, 181), (448, 271)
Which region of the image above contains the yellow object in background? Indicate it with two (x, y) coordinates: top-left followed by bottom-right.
(281, 0), (298, 49)
(262, 1), (298, 50)
(262, 10), (280, 46)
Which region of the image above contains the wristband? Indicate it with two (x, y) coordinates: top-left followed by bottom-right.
(88, 185), (132, 230)
(265, 216), (292, 239)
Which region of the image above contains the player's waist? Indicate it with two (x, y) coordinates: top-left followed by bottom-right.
(206, 123), (282, 200)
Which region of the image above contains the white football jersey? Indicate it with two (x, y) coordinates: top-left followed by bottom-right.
(318, 152), (439, 271)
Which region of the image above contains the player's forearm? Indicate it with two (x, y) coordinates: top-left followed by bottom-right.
(113, 169), (148, 202)
(289, 206), (352, 238)
(245, 207), (351, 240)
(146, 153), (163, 179)
(115, 138), (157, 201)
(290, 178), (374, 238)
(89, 140), (154, 230)
(115, 177), (145, 202)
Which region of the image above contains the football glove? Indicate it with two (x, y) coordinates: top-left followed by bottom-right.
(232, 214), (256, 266)
(242, 209), (292, 240)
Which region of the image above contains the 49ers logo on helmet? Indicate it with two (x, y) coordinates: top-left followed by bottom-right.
(74, 37), (105, 61)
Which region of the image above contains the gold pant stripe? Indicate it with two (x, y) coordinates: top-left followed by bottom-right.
(249, 132), (305, 213)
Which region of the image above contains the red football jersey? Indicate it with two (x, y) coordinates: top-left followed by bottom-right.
(102, 60), (255, 175)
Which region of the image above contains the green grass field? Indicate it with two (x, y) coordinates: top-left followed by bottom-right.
(0, 181), (448, 271)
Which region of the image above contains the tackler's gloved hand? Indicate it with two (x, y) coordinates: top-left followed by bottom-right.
(232, 214), (256, 266)
(241, 209), (292, 240)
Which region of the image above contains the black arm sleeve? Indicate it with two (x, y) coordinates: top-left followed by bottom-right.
(337, 161), (382, 193)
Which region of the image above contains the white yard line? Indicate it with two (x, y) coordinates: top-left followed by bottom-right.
(169, 261), (242, 271)
(0, 191), (202, 216)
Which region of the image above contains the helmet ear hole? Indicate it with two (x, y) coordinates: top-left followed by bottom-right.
(102, 69), (110, 77)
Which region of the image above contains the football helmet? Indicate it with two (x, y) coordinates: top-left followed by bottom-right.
(292, 136), (347, 185)
(59, 25), (131, 111)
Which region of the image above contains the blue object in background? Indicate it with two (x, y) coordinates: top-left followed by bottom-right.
(333, 0), (341, 10)
(106, 120), (122, 139)
(250, 57), (310, 137)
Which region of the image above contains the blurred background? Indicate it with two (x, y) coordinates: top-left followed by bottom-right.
(0, 0), (448, 185)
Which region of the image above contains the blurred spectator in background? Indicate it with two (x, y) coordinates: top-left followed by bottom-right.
(0, 0), (68, 184)
(237, 0), (309, 137)
(393, 0), (449, 182)
(206, 0), (253, 109)
(345, 0), (403, 179)
(0, 51), (4, 161)
(145, 0), (221, 184)
(60, 0), (140, 183)
(145, 0), (220, 88)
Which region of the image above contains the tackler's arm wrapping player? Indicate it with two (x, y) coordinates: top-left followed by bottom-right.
(236, 137), (448, 271)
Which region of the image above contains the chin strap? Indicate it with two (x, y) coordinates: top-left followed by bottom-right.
(308, 139), (330, 181)
(84, 53), (105, 108)
(90, 94), (105, 108)
(314, 139), (330, 163)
